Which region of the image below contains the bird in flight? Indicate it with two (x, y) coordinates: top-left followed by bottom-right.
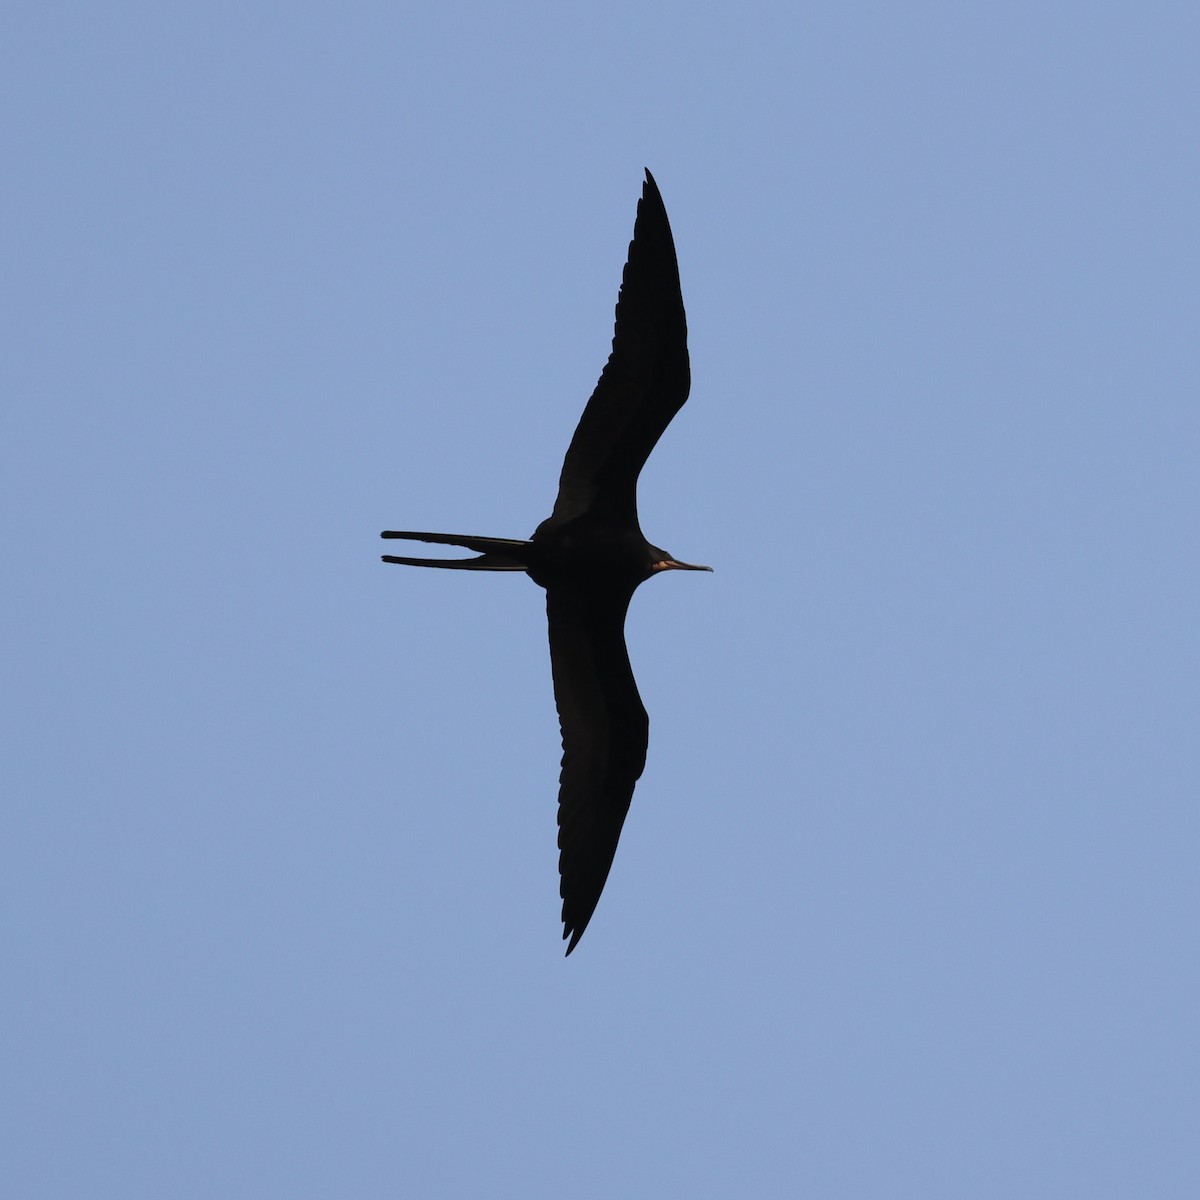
(382, 169), (709, 953)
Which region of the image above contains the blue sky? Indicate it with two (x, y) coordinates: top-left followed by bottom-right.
(5, 2), (1198, 1196)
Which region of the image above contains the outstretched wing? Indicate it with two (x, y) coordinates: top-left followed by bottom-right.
(541, 169), (690, 533)
(546, 584), (648, 953)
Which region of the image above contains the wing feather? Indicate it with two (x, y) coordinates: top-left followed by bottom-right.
(545, 584), (648, 953)
(543, 170), (690, 531)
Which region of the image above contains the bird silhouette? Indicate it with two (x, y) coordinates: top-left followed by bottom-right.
(382, 169), (709, 953)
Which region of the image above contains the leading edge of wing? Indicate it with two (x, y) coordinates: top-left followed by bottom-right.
(545, 584), (649, 953)
(544, 169), (691, 531)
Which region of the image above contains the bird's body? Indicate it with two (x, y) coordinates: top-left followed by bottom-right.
(382, 170), (708, 953)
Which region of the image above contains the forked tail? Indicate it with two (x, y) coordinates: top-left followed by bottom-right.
(380, 530), (531, 571)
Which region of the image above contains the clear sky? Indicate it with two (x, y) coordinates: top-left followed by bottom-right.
(5, 2), (1198, 1196)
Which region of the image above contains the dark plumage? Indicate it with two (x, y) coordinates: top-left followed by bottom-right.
(382, 170), (709, 953)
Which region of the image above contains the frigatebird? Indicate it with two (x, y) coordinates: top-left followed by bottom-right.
(382, 169), (709, 953)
